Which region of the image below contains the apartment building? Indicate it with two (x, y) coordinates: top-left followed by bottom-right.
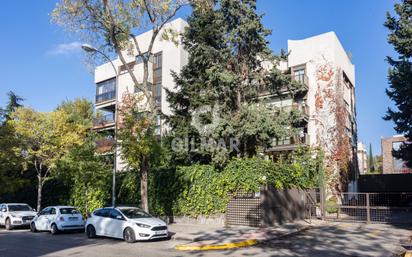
(265, 32), (358, 190)
(92, 18), (188, 169)
(91, 20), (358, 184)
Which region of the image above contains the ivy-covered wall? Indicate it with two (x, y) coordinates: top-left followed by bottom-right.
(149, 148), (322, 217)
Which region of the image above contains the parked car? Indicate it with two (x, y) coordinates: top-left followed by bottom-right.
(85, 206), (168, 243)
(30, 206), (85, 234)
(0, 203), (37, 230)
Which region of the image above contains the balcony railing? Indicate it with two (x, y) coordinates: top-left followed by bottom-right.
(93, 113), (115, 128)
(272, 134), (309, 149)
(96, 91), (116, 104)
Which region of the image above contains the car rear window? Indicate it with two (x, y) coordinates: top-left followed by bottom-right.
(60, 208), (80, 215)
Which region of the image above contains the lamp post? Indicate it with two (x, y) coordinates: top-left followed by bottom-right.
(82, 44), (118, 207)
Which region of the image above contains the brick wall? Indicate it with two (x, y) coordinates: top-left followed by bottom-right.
(381, 135), (407, 173)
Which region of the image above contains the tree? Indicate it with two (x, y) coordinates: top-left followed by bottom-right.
(9, 105), (89, 211)
(166, 0), (304, 166)
(52, 0), (194, 212)
(0, 92), (26, 196)
(368, 143), (374, 172)
(117, 94), (161, 211)
(57, 135), (112, 215)
(0, 91), (24, 124)
(384, 0), (412, 168)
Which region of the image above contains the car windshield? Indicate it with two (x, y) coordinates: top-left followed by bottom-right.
(8, 205), (32, 212)
(120, 208), (152, 219)
(60, 208), (80, 215)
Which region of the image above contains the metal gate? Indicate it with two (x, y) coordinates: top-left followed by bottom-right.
(313, 192), (412, 224)
(226, 192), (263, 227)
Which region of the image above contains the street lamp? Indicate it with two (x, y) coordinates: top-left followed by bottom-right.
(82, 44), (119, 207)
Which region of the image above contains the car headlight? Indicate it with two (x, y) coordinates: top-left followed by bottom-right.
(10, 214), (17, 218)
(136, 223), (150, 228)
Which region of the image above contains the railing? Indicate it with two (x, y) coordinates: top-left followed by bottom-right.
(272, 133), (309, 147)
(93, 113), (115, 128)
(96, 91), (116, 104)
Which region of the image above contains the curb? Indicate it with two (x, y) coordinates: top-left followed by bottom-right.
(175, 239), (258, 251)
(174, 225), (310, 251)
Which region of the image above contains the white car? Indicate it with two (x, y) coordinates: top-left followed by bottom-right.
(30, 206), (85, 234)
(0, 203), (37, 230)
(86, 207), (168, 243)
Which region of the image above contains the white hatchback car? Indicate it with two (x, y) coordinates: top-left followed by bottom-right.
(0, 203), (37, 230)
(86, 207), (168, 243)
(30, 206), (85, 234)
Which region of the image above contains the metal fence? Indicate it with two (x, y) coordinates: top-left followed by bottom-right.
(313, 192), (412, 224)
(226, 189), (412, 227)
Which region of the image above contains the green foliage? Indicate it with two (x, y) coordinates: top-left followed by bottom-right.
(166, 0), (305, 165)
(149, 148), (322, 217)
(56, 136), (111, 215)
(117, 171), (140, 206)
(0, 91), (26, 197)
(383, 0), (412, 167)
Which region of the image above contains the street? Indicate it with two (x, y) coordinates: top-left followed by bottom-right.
(0, 222), (409, 257)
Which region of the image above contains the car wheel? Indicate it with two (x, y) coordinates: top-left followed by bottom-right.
(86, 225), (96, 239)
(51, 224), (59, 235)
(30, 222), (37, 233)
(5, 218), (12, 230)
(123, 227), (136, 243)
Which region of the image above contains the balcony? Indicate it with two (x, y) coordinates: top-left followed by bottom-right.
(93, 113), (115, 129)
(96, 91), (116, 104)
(292, 102), (309, 118)
(96, 138), (114, 154)
(267, 133), (309, 152)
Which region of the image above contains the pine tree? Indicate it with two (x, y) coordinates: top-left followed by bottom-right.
(369, 143), (374, 172)
(166, 0), (304, 166)
(384, 0), (412, 167)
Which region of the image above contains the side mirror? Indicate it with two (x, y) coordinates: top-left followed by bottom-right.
(116, 215), (123, 220)
(1, 209), (6, 212)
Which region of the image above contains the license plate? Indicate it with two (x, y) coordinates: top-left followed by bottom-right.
(155, 230), (167, 235)
(69, 217), (78, 220)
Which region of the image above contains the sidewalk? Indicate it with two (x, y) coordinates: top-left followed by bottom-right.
(169, 220), (314, 250)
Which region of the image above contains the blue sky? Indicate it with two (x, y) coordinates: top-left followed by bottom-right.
(0, 1), (398, 155)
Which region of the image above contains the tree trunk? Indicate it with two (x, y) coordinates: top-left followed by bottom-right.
(140, 158), (149, 212)
(37, 175), (42, 212)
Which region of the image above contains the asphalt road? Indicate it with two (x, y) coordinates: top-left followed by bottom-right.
(0, 222), (410, 257)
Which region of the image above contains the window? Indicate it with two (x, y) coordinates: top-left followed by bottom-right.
(40, 208), (51, 216)
(96, 78), (116, 103)
(8, 204), (32, 212)
(153, 52), (162, 69)
(60, 208), (80, 215)
(293, 68), (305, 83)
(96, 78), (116, 95)
(109, 209), (123, 219)
(94, 208), (110, 218)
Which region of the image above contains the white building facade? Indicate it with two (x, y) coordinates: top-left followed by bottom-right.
(92, 21), (358, 189)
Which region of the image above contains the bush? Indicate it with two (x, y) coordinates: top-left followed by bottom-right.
(148, 148), (322, 217)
